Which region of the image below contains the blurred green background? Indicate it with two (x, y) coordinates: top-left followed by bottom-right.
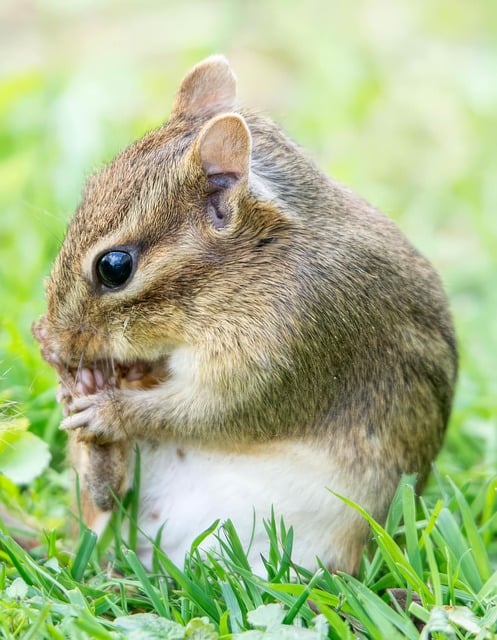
(1, 0), (496, 480)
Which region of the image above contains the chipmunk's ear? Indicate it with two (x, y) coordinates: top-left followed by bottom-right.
(171, 55), (237, 119)
(195, 113), (251, 180)
(191, 114), (251, 229)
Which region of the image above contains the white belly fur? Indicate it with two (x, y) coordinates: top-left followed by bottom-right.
(134, 439), (372, 574)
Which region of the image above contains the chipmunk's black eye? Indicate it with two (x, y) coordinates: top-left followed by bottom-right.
(96, 251), (133, 289)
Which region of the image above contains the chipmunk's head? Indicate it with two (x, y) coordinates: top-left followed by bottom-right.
(38, 56), (295, 373)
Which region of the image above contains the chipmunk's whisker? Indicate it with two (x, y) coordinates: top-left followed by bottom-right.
(74, 345), (87, 385)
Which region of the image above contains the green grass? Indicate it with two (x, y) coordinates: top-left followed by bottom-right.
(1, 477), (497, 638)
(1, 1), (497, 638)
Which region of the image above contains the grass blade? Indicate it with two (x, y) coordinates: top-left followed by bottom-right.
(448, 477), (491, 582)
(402, 482), (423, 579)
(219, 580), (244, 632)
(71, 527), (97, 581)
(435, 507), (483, 592)
(122, 547), (169, 617)
(331, 491), (434, 603)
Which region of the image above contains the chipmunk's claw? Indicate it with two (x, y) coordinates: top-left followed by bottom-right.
(60, 404), (96, 431)
(60, 392), (127, 444)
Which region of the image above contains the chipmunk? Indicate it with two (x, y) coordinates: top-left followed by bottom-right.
(33, 55), (457, 574)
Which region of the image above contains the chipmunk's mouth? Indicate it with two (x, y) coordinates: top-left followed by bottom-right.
(71, 356), (169, 396)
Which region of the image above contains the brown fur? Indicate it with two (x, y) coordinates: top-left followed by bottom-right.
(33, 55), (457, 565)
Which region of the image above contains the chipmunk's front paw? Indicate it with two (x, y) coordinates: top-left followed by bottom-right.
(61, 392), (127, 444)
